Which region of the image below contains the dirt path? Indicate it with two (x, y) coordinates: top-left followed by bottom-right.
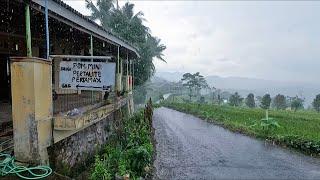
(153, 107), (320, 179)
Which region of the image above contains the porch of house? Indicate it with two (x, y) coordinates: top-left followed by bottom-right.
(0, 0), (137, 165)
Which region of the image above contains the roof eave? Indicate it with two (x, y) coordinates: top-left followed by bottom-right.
(32, 0), (140, 58)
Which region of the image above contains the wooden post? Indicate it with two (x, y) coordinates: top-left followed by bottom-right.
(129, 59), (134, 113)
(11, 57), (53, 164)
(90, 34), (93, 57)
(25, 3), (32, 57)
(45, 0), (49, 59)
(125, 51), (129, 92)
(128, 59), (132, 91)
(116, 46), (122, 94)
(90, 34), (94, 102)
(132, 60), (134, 90)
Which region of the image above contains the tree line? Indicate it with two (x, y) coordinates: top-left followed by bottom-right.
(179, 72), (320, 112)
(230, 92), (320, 112)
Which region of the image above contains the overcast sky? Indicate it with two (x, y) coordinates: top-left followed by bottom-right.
(65, 1), (320, 83)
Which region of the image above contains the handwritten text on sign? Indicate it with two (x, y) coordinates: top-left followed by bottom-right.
(59, 61), (116, 91)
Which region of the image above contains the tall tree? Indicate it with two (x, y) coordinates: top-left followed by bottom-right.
(217, 94), (222, 105)
(245, 93), (255, 108)
(210, 86), (216, 104)
(181, 73), (194, 101)
(214, 89), (222, 105)
(273, 94), (287, 110)
(86, 0), (166, 86)
(290, 96), (304, 111)
(260, 94), (271, 109)
(194, 72), (209, 97)
(312, 94), (320, 112)
(181, 72), (208, 101)
(229, 92), (243, 107)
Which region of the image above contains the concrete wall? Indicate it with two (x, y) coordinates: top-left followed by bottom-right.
(11, 57), (52, 164)
(10, 55), (134, 175)
(49, 111), (115, 176)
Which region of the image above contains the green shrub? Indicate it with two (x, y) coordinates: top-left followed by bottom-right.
(90, 156), (112, 180)
(90, 109), (154, 179)
(126, 144), (152, 177)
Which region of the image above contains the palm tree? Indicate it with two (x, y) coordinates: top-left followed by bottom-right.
(86, 1), (166, 86)
(86, 1), (147, 45)
(85, 0), (114, 28)
(144, 34), (166, 62)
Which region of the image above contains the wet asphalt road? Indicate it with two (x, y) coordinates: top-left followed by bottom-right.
(153, 107), (320, 180)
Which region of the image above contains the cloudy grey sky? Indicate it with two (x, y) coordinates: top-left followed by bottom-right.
(65, 0), (320, 83)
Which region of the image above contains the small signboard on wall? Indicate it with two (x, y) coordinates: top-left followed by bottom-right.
(59, 61), (115, 91)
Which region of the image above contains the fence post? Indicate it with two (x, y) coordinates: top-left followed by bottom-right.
(25, 3), (32, 57)
(10, 57), (53, 164)
(116, 46), (122, 95)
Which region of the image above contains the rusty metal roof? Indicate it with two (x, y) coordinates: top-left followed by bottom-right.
(32, 0), (140, 57)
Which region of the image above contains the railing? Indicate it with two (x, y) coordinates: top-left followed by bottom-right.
(0, 102), (13, 153)
(51, 55), (115, 115)
(53, 90), (109, 114)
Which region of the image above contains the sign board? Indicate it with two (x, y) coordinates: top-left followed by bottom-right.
(59, 61), (115, 91)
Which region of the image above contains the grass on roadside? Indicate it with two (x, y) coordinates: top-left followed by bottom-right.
(162, 102), (320, 156)
(90, 109), (154, 180)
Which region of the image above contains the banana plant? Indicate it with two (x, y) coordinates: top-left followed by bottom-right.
(260, 109), (280, 133)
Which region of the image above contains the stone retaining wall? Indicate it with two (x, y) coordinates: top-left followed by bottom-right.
(48, 111), (115, 176)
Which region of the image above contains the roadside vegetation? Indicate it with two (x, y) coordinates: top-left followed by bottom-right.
(90, 100), (154, 179)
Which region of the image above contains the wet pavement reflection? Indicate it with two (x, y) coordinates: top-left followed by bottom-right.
(153, 107), (320, 180)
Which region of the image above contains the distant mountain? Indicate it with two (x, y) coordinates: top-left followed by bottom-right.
(150, 76), (169, 84)
(155, 71), (184, 82)
(155, 71), (320, 106)
(207, 75), (318, 90)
